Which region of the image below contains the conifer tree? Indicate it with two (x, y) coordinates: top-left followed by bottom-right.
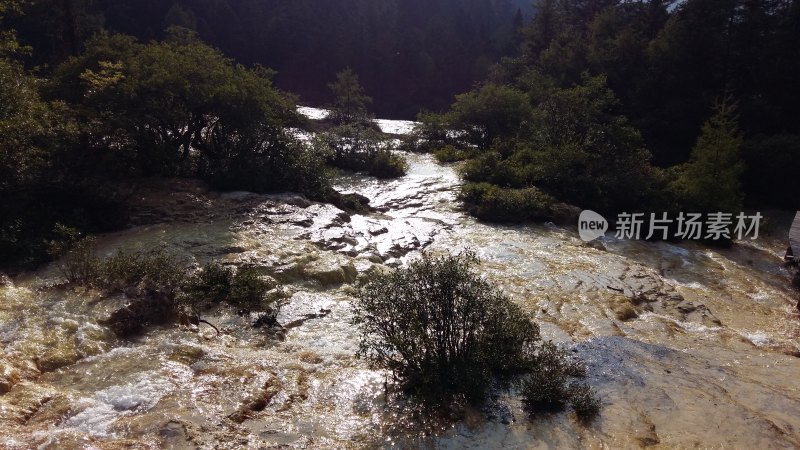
(671, 97), (744, 212)
(328, 68), (372, 124)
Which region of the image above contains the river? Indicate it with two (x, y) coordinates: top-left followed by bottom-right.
(1, 113), (799, 448)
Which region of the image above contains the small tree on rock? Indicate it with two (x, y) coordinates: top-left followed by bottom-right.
(328, 67), (372, 124)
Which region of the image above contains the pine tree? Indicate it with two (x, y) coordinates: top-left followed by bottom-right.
(328, 68), (372, 124)
(671, 97), (744, 213)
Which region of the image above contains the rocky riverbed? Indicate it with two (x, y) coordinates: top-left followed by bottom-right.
(1, 118), (799, 448)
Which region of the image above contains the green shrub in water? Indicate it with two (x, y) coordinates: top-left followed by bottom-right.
(47, 225), (100, 285)
(182, 263), (279, 314)
(520, 341), (600, 421)
(100, 247), (185, 295)
(354, 252), (544, 403)
(368, 150), (407, 178)
(354, 251), (600, 417)
(433, 145), (476, 163)
(460, 183), (555, 222)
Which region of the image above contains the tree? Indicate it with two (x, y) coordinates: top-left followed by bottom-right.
(328, 67), (372, 124)
(670, 97), (744, 213)
(0, 1), (118, 267)
(48, 29), (317, 190)
(447, 83), (533, 150)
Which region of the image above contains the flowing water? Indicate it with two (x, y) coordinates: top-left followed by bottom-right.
(1, 114), (799, 448)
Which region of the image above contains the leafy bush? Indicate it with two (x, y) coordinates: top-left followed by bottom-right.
(368, 150), (407, 178)
(181, 263), (232, 310)
(461, 151), (502, 183)
(48, 227), (100, 284)
(100, 247), (185, 295)
(400, 111), (453, 153)
(182, 263), (280, 314)
(569, 383), (602, 421)
(520, 341), (585, 411)
(53, 239), (280, 316)
(520, 341), (600, 421)
(315, 124), (407, 178)
(40, 30), (330, 204)
(206, 134), (332, 200)
(327, 68), (373, 125)
(668, 98), (744, 213)
(228, 265), (278, 311)
(433, 145), (476, 163)
(354, 252), (563, 404)
(460, 183), (555, 222)
(446, 83), (533, 150)
(449, 75), (656, 216)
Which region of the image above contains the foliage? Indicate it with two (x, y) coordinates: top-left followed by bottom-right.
(520, 341), (600, 420)
(181, 263), (232, 310)
(353, 252), (587, 406)
(402, 111), (454, 153)
(227, 265), (279, 312)
(520, 341), (584, 411)
(460, 183), (555, 223)
(1, 23), (334, 268)
(46, 30), (327, 196)
(315, 124), (407, 179)
(669, 98), (744, 213)
(328, 68), (372, 125)
(449, 74), (654, 216)
(0, 16), (99, 267)
(446, 83), (533, 150)
(368, 150), (408, 179)
(14, 0), (529, 118)
(182, 263), (280, 314)
(52, 238), (283, 331)
(434, 145), (475, 163)
(569, 383), (602, 421)
(100, 247), (186, 295)
(526, 74), (654, 212)
(48, 229), (99, 284)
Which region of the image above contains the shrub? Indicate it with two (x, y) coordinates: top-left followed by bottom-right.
(668, 98), (744, 213)
(520, 341), (600, 421)
(100, 247), (185, 295)
(181, 263), (233, 311)
(315, 124), (407, 179)
(93, 256), (283, 336)
(569, 383), (601, 421)
(228, 265), (278, 311)
(447, 84), (533, 150)
(353, 252), (542, 403)
(48, 227), (100, 285)
(402, 111), (453, 153)
(461, 151), (501, 183)
(433, 145), (476, 163)
(459, 183), (555, 222)
(182, 263), (280, 314)
(520, 341), (585, 411)
(368, 150), (407, 178)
